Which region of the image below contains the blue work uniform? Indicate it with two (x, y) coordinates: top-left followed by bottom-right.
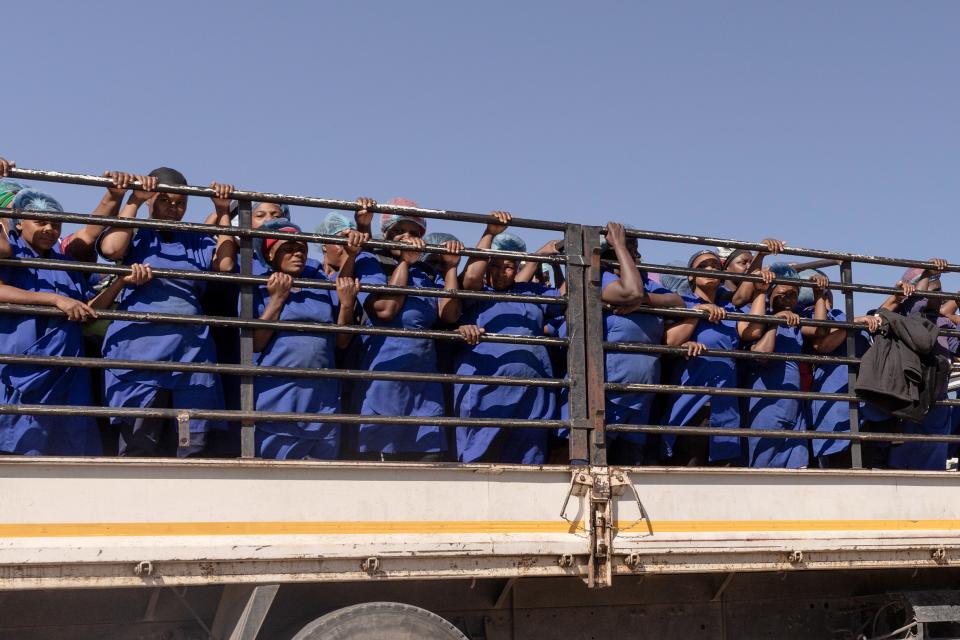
(454, 282), (560, 464)
(353, 252), (447, 455)
(602, 271), (672, 457)
(251, 273), (342, 459)
(743, 324), (809, 468)
(0, 231), (101, 455)
(664, 293), (741, 462)
(99, 228), (225, 441)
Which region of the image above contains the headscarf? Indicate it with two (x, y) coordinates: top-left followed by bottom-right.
(421, 232), (461, 268)
(721, 248), (752, 271)
(252, 201), (291, 218)
(10, 189), (63, 227)
(254, 218), (304, 267)
(900, 267), (939, 285)
(797, 268), (827, 309)
(659, 260), (692, 296)
(0, 179), (26, 210)
(379, 197), (426, 238)
(316, 212), (356, 237)
(767, 262), (800, 283)
(491, 232), (527, 253)
(688, 249), (719, 269)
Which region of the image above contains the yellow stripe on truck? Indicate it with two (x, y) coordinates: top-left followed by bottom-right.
(2, 519), (960, 538)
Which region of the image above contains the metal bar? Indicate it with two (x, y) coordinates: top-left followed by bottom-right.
(841, 261), (863, 469)
(605, 342), (860, 366)
(0, 404), (568, 429)
(613, 260), (960, 304)
(563, 224), (589, 463)
(616, 227), (960, 272)
(582, 226), (608, 466)
(0, 303), (568, 346)
(6, 167), (567, 231)
(606, 423), (960, 445)
(2, 207), (567, 265)
(0, 353), (568, 387)
(238, 200), (255, 459)
(0, 255), (567, 305)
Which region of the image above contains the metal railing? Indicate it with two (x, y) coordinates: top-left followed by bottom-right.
(0, 166), (957, 469)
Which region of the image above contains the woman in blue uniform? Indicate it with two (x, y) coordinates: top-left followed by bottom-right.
(352, 204), (464, 461)
(454, 213), (561, 464)
(741, 264), (830, 468)
(718, 240), (781, 308)
(251, 219), (363, 459)
(796, 270), (881, 468)
(663, 250), (770, 466)
(98, 167), (238, 457)
(0, 189), (153, 455)
(598, 224), (683, 465)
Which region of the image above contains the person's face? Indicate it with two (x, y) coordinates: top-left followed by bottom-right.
(770, 284), (799, 312)
(17, 219), (61, 253)
(148, 193), (188, 221)
(691, 254), (722, 290)
(725, 251), (753, 274)
(322, 229), (351, 269)
(270, 240), (308, 276)
(252, 203), (285, 229)
(387, 221), (423, 256)
(487, 258), (518, 291)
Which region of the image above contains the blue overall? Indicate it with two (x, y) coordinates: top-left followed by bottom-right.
(0, 231), (101, 455)
(744, 324), (809, 468)
(353, 253), (446, 454)
(251, 274), (341, 459)
(602, 271), (671, 453)
(454, 282), (560, 464)
(664, 293), (741, 462)
(99, 228), (224, 439)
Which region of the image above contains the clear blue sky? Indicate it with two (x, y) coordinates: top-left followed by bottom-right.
(4, 1), (958, 310)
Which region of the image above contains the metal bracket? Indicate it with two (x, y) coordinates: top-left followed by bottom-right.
(788, 550), (804, 565)
(360, 556), (380, 574)
(176, 412), (191, 448)
(931, 547), (947, 562)
(134, 561), (154, 577)
(587, 466), (614, 589)
(557, 554), (575, 568)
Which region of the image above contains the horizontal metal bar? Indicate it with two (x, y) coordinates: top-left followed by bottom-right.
(0, 403), (570, 429)
(7, 167), (568, 232)
(0, 256), (567, 306)
(627, 260), (960, 304)
(615, 304), (960, 338)
(605, 381), (960, 408)
(604, 342), (860, 366)
(2, 207), (567, 265)
(606, 423), (960, 445)
(0, 353), (569, 388)
(0, 303), (568, 346)
(617, 227), (959, 272)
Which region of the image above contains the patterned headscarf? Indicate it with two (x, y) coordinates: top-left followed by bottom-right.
(491, 232), (527, 253)
(10, 189), (63, 226)
(254, 218), (304, 267)
(316, 212), (356, 237)
(380, 197), (426, 237)
(797, 268), (827, 308)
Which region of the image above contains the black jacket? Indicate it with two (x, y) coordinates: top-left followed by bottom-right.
(854, 308), (950, 422)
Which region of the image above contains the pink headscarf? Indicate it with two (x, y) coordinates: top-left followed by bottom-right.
(380, 197), (427, 237)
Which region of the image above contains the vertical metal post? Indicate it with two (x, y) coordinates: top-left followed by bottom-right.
(564, 224), (589, 464)
(840, 261), (862, 469)
(581, 226), (607, 467)
(238, 201), (255, 458)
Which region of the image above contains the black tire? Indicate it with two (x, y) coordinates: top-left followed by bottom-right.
(289, 601), (468, 640)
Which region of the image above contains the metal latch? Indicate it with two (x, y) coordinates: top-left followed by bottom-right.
(177, 412), (191, 447)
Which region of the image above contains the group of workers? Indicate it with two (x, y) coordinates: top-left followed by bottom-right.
(0, 157), (957, 470)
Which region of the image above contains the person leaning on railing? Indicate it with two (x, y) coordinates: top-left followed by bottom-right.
(247, 219), (365, 460)
(96, 167), (238, 457)
(452, 212), (563, 465)
(661, 249), (770, 467)
(0, 161), (154, 456)
(350, 201), (464, 462)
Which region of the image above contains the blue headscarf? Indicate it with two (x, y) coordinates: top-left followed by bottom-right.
(316, 212), (356, 237)
(421, 232), (461, 267)
(10, 189), (63, 226)
(491, 232), (527, 253)
(797, 268), (827, 308)
(254, 218), (304, 268)
(252, 201), (291, 218)
(768, 262), (800, 281)
(660, 260), (693, 296)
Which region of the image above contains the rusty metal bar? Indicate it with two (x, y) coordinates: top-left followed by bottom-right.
(0, 303), (567, 346)
(6, 167), (567, 232)
(3, 207), (566, 265)
(0, 255), (566, 305)
(563, 224), (589, 464)
(0, 353), (567, 388)
(0, 404), (568, 430)
(582, 226), (608, 466)
(238, 200), (255, 459)
(842, 261), (863, 469)
(606, 423), (960, 445)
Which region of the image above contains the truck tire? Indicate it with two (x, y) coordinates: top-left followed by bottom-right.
(289, 601), (468, 640)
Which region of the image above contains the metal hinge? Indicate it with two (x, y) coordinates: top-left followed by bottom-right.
(560, 467), (624, 589)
